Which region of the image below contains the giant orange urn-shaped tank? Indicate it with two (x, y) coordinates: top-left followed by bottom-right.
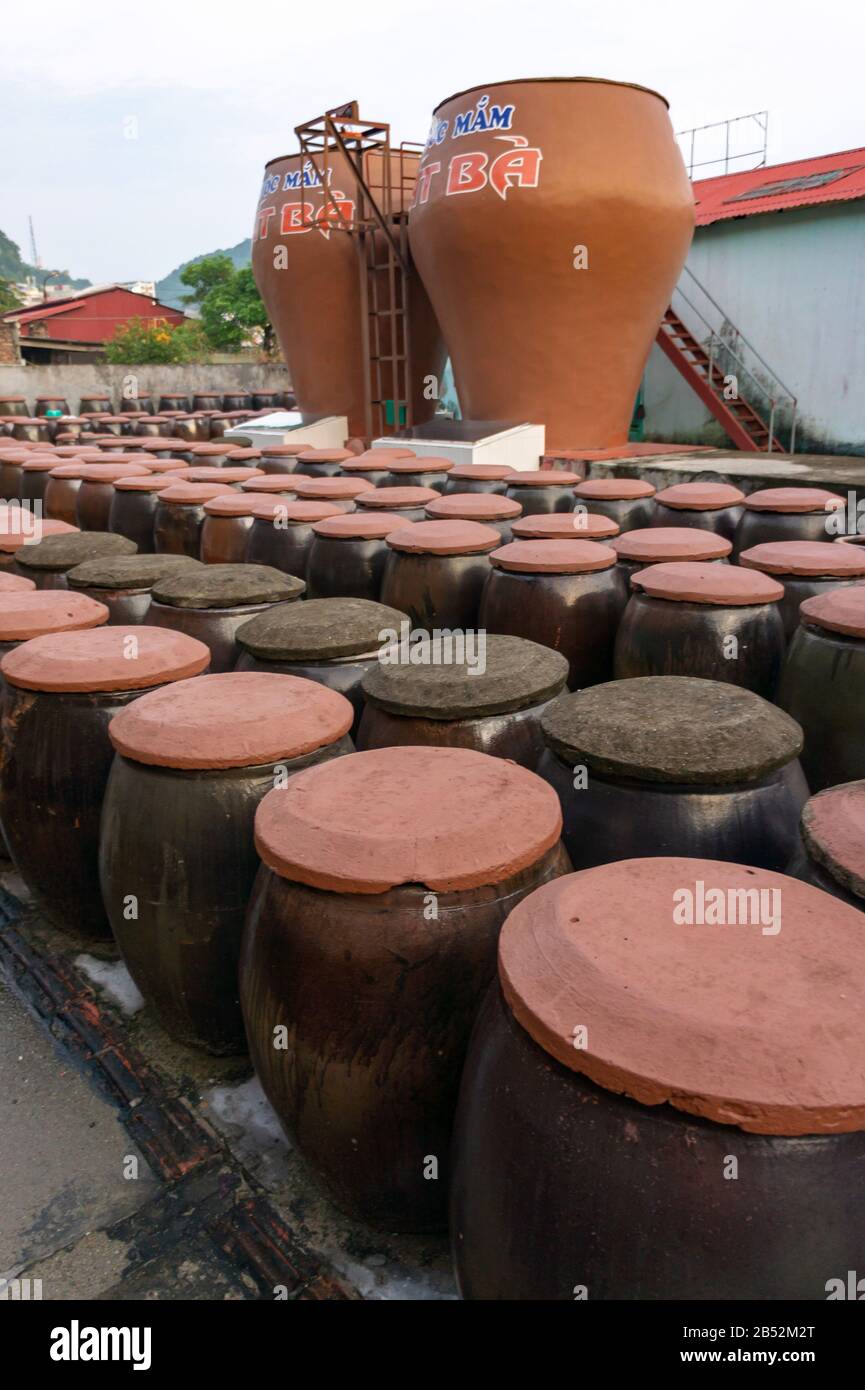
(408, 78), (695, 451)
(253, 147), (444, 439)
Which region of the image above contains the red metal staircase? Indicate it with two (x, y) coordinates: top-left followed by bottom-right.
(656, 268), (797, 453)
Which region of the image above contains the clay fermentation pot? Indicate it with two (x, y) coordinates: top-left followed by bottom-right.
(536, 676), (807, 871)
(379, 520), (499, 631)
(66, 554), (203, 625)
(147, 563), (304, 671)
(239, 745), (568, 1229)
(14, 531), (138, 590)
(409, 78), (694, 450)
(100, 671), (354, 1052)
(788, 781), (865, 911)
(305, 513), (401, 601)
(451, 857), (865, 1298)
(739, 540), (865, 638)
(733, 487), (845, 556)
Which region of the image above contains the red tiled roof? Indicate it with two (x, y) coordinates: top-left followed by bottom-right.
(693, 146), (865, 226)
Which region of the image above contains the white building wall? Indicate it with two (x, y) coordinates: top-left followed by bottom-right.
(643, 201), (865, 455)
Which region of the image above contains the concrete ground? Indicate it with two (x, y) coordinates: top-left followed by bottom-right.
(0, 871), (454, 1301)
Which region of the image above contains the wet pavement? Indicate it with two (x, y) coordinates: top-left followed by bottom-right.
(0, 869), (454, 1302)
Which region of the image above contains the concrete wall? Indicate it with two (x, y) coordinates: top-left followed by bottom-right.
(643, 201), (865, 456)
(0, 361), (290, 414)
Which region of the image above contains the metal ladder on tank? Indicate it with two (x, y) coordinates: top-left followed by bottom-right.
(295, 104), (420, 441)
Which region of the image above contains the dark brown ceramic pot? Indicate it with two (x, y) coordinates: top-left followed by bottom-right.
(613, 562), (787, 699)
(245, 498), (343, 580)
(0, 397), (29, 417)
(305, 513), (400, 601)
(787, 780), (865, 911)
(380, 457), (454, 494)
(34, 396), (71, 417)
(79, 395), (113, 415)
(192, 392), (223, 411)
(537, 676), (808, 871)
(733, 487), (845, 557)
(100, 671), (354, 1053)
(739, 540), (865, 638)
(44, 464), (87, 524)
(107, 476), (176, 553)
(479, 540), (627, 687)
(239, 745), (568, 1229)
(222, 392), (252, 411)
(158, 393), (191, 413)
(0, 449), (33, 501)
(451, 858), (865, 1299)
(185, 442), (246, 468)
(76, 464), (153, 530)
(14, 531), (138, 590)
(13, 418), (51, 443)
(379, 520), (499, 632)
(19, 459), (60, 507)
(153, 483), (236, 556)
(442, 464), (514, 497)
(235, 597), (408, 738)
(251, 391), (281, 411)
(200, 495), (256, 564)
(357, 633), (568, 768)
(777, 587), (865, 791)
(0, 626), (208, 938)
(356, 486), (440, 525)
(647, 481), (745, 540)
(134, 416), (170, 437)
(503, 470), (582, 516)
(257, 444), (308, 475)
(147, 563), (305, 672)
(293, 448), (355, 479)
(66, 554), (204, 625)
(572, 476), (656, 531)
(119, 394), (153, 413)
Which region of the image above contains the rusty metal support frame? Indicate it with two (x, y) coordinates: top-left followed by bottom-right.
(293, 104), (420, 438)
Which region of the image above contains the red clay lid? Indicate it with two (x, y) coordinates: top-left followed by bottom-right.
(506, 469), (581, 487)
(157, 483), (237, 505)
(241, 476), (299, 494)
(425, 493), (522, 521)
(109, 671), (353, 769)
(0, 572), (36, 592)
(202, 494), (256, 517)
(801, 782), (865, 901)
(384, 456), (454, 474)
(340, 458), (393, 474)
(612, 527), (733, 562)
(48, 462), (93, 479)
(224, 448), (262, 462)
(183, 467), (264, 484)
(21, 459), (62, 473)
(744, 487), (845, 514)
(357, 486), (439, 509)
(739, 541), (865, 577)
(0, 591), (109, 641)
(259, 443), (313, 456)
(654, 482), (745, 510)
(359, 446), (416, 458)
(312, 513), (400, 540)
(78, 463), (154, 483)
(489, 539), (617, 574)
(512, 512), (620, 539)
(254, 746), (562, 893)
(387, 519), (501, 555)
(0, 517), (78, 553)
(187, 443), (241, 457)
(497, 857), (865, 1136)
(631, 561), (785, 605)
(799, 586), (865, 637)
(291, 476), (375, 499)
(1, 625), (210, 692)
(249, 497), (342, 523)
(574, 477), (656, 500)
(448, 463), (514, 481)
(113, 476), (178, 493)
(296, 448), (354, 463)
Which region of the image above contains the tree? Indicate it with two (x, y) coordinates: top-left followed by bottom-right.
(104, 316), (211, 364)
(0, 277), (21, 313)
(180, 255), (274, 355)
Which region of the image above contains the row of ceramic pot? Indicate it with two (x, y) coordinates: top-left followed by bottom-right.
(0, 389), (290, 418)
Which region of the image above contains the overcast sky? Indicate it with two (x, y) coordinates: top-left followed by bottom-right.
(2, 0), (863, 285)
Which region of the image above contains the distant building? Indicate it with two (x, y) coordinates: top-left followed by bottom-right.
(2, 283), (187, 363)
(644, 146), (865, 456)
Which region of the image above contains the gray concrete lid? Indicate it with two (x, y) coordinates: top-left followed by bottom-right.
(541, 675), (803, 784)
(362, 634), (569, 718)
(16, 532), (137, 572)
(152, 564), (303, 609)
(67, 554), (203, 591)
(237, 597), (408, 660)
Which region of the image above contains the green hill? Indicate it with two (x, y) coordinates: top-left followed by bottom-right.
(156, 239), (252, 310)
(0, 228), (91, 292)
